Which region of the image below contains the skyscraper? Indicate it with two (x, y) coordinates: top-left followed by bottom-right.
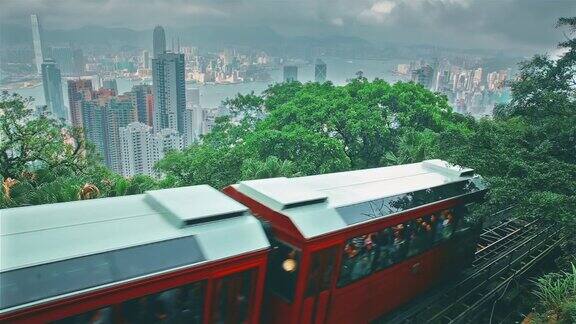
(51, 47), (75, 76)
(315, 59), (327, 83)
(68, 79), (94, 127)
(30, 14), (44, 75)
(152, 52), (186, 133)
(153, 25), (166, 58)
(283, 65), (298, 82)
(142, 50), (150, 69)
(41, 59), (67, 121)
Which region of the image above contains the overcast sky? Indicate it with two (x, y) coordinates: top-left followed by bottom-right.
(2, 0), (575, 54)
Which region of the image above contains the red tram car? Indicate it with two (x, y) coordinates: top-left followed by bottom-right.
(0, 185), (270, 323)
(224, 159), (488, 324)
(0, 160), (488, 324)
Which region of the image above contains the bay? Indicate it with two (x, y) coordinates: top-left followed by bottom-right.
(9, 57), (405, 108)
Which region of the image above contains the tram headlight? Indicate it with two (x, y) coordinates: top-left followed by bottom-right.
(282, 258), (297, 272)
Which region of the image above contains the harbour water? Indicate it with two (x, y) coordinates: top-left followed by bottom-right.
(8, 57), (406, 108)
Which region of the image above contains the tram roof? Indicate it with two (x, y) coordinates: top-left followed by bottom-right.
(0, 185), (269, 312)
(236, 159), (488, 239)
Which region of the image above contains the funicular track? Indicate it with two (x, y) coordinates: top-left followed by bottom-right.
(378, 209), (564, 324)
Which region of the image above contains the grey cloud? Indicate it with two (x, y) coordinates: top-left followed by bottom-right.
(1, 0), (574, 54)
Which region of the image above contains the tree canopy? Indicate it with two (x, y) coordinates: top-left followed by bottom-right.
(157, 79), (466, 188)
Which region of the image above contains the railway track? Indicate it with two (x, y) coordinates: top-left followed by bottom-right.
(377, 212), (564, 324)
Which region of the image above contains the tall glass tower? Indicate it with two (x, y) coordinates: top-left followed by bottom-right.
(153, 25), (166, 58)
(30, 14), (45, 75)
(41, 59), (67, 121)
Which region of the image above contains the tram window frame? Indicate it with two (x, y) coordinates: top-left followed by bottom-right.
(266, 240), (301, 303)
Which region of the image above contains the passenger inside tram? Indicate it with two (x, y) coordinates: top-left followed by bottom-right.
(338, 208), (459, 287)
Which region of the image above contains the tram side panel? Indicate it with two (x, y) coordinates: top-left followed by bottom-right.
(325, 205), (472, 324)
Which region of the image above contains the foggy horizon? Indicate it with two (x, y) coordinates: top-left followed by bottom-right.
(2, 0), (575, 56)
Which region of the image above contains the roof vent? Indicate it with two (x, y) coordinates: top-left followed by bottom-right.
(146, 185), (248, 228)
(238, 178), (328, 210)
(422, 159), (474, 178)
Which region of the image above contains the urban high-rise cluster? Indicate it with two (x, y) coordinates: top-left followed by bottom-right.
(34, 17), (218, 177)
(398, 59), (511, 115)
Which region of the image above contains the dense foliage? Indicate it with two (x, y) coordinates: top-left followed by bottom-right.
(157, 80), (465, 188)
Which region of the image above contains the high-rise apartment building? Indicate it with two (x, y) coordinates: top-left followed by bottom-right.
(106, 96), (138, 173)
(41, 59), (67, 121)
(283, 65), (298, 82)
(30, 14), (45, 75)
(119, 122), (155, 177)
(119, 122), (183, 177)
(153, 25), (166, 58)
(315, 59), (327, 83)
(152, 52), (186, 133)
(81, 99), (108, 161)
(130, 85), (154, 126)
(68, 79), (94, 127)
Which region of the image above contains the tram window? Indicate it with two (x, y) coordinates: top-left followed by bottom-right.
(211, 269), (255, 324)
(52, 307), (113, 324)
(119, 280), (205, 324)
(338, 232), (379, 286)
(433, 209), (455, 242)
(407, 216), (434, 257)
(391, 223), (409, 263)
(306, 247), (337, 297)
(267, 241), (300, 302)
(372, 227), (395, 271)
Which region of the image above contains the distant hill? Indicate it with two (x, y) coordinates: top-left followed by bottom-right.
(0, 23), (374, 51)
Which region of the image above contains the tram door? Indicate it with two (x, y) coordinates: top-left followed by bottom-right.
(301, 247), (338, 324)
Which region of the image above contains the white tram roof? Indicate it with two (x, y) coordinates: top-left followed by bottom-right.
(236, 160), (488, 239)
(0, 185), (269, 312)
